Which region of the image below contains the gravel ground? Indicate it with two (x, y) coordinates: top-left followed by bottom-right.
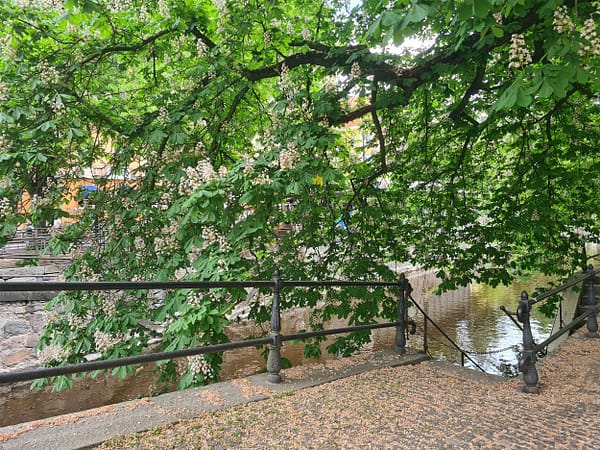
(96, 326), (600, 449)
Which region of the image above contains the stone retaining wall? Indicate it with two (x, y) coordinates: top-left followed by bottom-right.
(0, 265), (62, 372)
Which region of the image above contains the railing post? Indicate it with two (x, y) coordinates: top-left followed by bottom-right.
(423, 316), (428, 355)
(266, 269), (283, 383)
(586, 265), (598, 338)
(517, 291), (539, 393)
(396, 274), (407, 354)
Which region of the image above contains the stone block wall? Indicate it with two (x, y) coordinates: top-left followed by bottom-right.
(0, 265), (61, 371)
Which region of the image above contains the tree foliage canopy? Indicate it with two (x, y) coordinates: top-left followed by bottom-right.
(1, 0), (599, 388)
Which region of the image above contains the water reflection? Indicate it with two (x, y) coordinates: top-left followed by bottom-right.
(404, 276), (555, 376)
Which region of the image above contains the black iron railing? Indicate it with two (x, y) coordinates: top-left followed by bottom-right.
(1, 272), (457, 385)
(500, 264), (600, 393)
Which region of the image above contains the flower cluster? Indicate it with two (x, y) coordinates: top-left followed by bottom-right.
(154, 221), (178, 255)
(196, 39), (208, 57)
(493, 12), (502, 25)
(0, 34), (15, 59)
(253, 172), (272, 186)
(279, 143), (300, 170)
(350, 61), (361, 80)
(178, 160), (218, 195)
(66, 313), (89, 330)
(264, 32), (272, 47)
(553, 6), (575, 34)
(278, 63), (294, 100)
(31, 193), (52, 209)
(138, 5), (149, 21)
(51, 96), (65, 115)
(201, 226), (231, 252)
(213, 0), (227, 14)
(157, 106), (170, 125)
(0, 82), (7, 102)
(98, 291), (118, 316)
(0, 197), (11, 218)
(187, 355), (215, 379)
(508, 33), (532, 69)
(38, 60), (60, 85)
(187, 291), (204, 307)
(0, 134), (8, 152)
(174, 267), (192, 280)
(158, 0), (170, 19)
(579, 18), (600, 56)
(94, 329), (122, 353)
(38, 344), (69, 364)
(188, 243), (202, 264)
(134, 236), (146, 252)
(16, 0), (62, 8)
(105, 0), (133, 14)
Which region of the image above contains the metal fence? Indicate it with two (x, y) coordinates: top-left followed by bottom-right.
(500, 264), (600, 393)
(2, 265), (597, 394)
(0, 271), (424, 385)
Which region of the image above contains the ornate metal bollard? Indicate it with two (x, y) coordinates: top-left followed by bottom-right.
(517, 291), (539, 393)
(396, 274), (408, 354)
(586, 265), (599, 338)
(266, 269), (283, 383)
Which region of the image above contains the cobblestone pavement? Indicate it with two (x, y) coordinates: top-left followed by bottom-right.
(94, 326), (600, 449)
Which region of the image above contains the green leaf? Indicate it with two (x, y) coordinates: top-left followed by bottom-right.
(516, 87), (531, 107)
(491, 25), (504, 38)
(473, 0), (492, 18)
(493, 83), (519, 110)
(537, 80), (553, 98)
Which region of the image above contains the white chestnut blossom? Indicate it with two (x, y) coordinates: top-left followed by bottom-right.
(279, 143), (300, 170)
(552, 6), (575, 34)
(508, 34), (532, 69)
(38, 60), (60, 85)
(201, 226), (231, 252)
(94, 330), (122, 353)
(350, 61), (361, 80)
(38, 344), (69, 364)
(187, 355), (215, 379)
(0, 82), (7, 102)
(0, 197), (11, 218)
(579, 18), (600, 56)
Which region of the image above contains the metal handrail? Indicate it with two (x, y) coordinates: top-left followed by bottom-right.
(500, 265), (599, 393)
(533, 303), (600, 354)
(0, 275), (416, 386)
(527, 267), (600, 305)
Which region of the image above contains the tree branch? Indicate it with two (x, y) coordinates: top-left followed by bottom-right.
(370, 80), (387, 173)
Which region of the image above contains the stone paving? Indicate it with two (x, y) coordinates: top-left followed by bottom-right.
(96, 325), (600, 449)
(1, 325), (600, 449)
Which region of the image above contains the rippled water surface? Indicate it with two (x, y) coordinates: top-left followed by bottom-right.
(406, 277), (556, 376)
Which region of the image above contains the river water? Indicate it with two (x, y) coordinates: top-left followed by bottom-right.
(388, 276), (555, 376)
